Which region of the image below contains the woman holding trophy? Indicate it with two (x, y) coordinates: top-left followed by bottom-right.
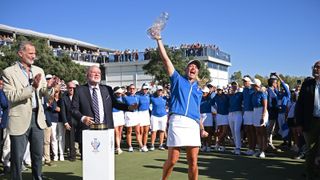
(148, 12), (208, 180)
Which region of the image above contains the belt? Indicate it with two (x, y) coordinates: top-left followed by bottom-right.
(32, 108), (38, 112)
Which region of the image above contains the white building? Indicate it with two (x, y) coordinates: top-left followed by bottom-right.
(0, 24), (231, 87)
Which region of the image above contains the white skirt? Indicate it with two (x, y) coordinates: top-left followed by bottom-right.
(113, 111), (125, 127)
(166, 114), (201, 147)
(253, 107), (269, 127)
(150, 115), (167, 131)
(124, 111), (140, 127)
(139, 110), (151, 126)
(201, 113), (214, 127)
(216, 114), (229, 126)
(243, 111), (254, 125)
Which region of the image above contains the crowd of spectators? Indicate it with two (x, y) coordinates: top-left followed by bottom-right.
(0, 36), (231, 64)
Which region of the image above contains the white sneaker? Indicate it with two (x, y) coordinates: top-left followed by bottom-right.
(149, 145), (155, 151)
(254, 151), (261, 157)
(128, 147), (134, 152)
(116, 148), (123, 154)
(143, 146), (149, 152)
(244, 149), (255, 156)
(60, 155), (64, 161)
(205, 147), (211, 152)
(159, 145), (165, 150)
(53, 156), (58, 161)
(259, 151), (266, 158)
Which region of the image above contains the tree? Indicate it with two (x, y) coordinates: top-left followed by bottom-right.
(143, 45), (211, 86)
(0, 36), (86, 83)
(230, 71), (242, 85)
(254, 74), (268, 87)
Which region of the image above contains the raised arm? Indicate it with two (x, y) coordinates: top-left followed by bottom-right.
(155, 37), (175, 76)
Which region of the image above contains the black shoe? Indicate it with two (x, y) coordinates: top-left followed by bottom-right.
(69, 158), (76, 162)
(44, 161), (57, 167)
(3, 166), (10, 174)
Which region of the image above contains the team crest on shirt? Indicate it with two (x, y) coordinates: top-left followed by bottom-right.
(91, 138), (100, 152)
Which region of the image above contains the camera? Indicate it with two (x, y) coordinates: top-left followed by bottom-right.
(270, 72), (276, 76)
(297, 80), (301, 85)
(270, 72), (277, 79)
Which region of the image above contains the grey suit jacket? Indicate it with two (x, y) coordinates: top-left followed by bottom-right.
(3, 62), (54, 135)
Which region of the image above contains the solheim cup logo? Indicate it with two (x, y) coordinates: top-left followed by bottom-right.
(91, 138), (100, 152)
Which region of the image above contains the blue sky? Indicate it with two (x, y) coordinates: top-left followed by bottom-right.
(1, 0), (319, 77)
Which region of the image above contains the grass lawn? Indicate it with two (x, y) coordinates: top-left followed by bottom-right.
(0, 142), (304, 180)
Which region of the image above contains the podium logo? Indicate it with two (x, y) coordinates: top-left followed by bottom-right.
(91, 138), (101, 152)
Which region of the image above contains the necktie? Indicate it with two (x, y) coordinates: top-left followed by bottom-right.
(92, 88), (100, 124)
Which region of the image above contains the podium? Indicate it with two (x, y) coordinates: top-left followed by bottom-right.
(83, 129), (114, 180)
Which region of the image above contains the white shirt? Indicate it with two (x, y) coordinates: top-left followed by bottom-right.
(89, 85), (105, 123)
(313, 80), (320, 117)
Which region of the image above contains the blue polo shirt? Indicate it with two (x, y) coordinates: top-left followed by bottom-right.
(150, 95), (167, 117)
(278, 96), (290, 113)
(229, 92), (243, 112)
(200, 97), (213, 114)
(252, 91), (267, 108)
(243, 87), (254, 111)
(123, 94), (139, 112)
(212, 94), (229, 115)
(138, 94), (150, 111)
(169, 70), (202, 121)
(113, 96), (124, 112)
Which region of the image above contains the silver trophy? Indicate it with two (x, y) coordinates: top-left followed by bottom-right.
(147, 12), (169, 39)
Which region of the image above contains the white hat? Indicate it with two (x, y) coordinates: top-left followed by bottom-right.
(216, 85), (222, 90)
(142, 85), (149, 89)
(253, 78), (262, 87)
(157, 85), (163, 90)
(114, 87), (124, 94)
(242, 76), (252, 83)
(45, 74), (53, 80)
(202, 86), (210, 93)
(72, 80), (79, 86)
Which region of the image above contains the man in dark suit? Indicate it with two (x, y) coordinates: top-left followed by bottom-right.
(296, 60), (320, 180)
(60, 81), (77, 161)
(71, 65), (136, 158)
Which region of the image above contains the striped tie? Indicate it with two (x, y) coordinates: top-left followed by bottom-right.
(92, 87), (100, 124)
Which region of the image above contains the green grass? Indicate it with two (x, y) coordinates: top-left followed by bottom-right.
(0, 143), (304, 180)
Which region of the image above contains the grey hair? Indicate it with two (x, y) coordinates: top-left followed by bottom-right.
(18, 41), (34, 52)
(86, 65), (100, 77)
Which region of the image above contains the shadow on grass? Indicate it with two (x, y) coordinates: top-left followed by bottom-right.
(0, 171), (81, 180)
(143, 150), (304, 180)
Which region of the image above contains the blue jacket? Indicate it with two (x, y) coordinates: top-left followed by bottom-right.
(212, 94), (229, 115)
(0, 89), (9, 128)
(169, 70), (202, 121)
